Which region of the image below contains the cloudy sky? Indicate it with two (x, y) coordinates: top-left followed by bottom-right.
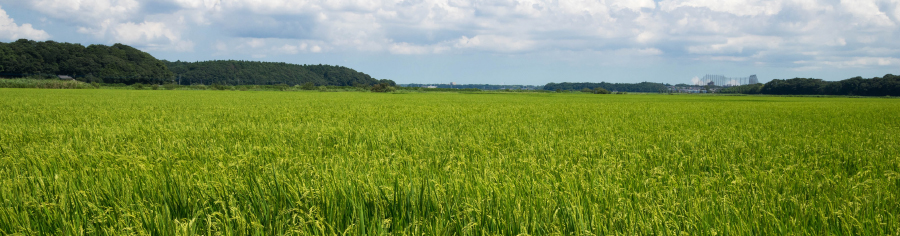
(1, 0), (898, 85)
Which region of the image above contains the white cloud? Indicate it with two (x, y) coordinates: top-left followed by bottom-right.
(796, 57), (900, 68)
(209, 38), (327, 56)
(636, 47), (664, 55)
(840, 0), (895, 27)
(112, 21), (193, 52)
(708, 56), (749, 61)
(27, 0), (140, 25)
(659, 0), (784, 16)
(687, 35), (783, 54)
(895, 1), (900, 24)
(2, 0), (898, 70)
(246, 38), (266, 48)
(8, 0), (190, 51)
(608, 0), (657, 11)
(454, 35), (537, 52)
(0, 5), (50, 40)
(389, 42), (431, 55)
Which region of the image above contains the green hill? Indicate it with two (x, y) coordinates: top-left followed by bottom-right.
(164, 60), (394, 86)
(0, 39), (173, 84)
(1, 39), (392, 86)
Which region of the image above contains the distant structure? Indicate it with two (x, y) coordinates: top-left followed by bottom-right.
(697, 74), (757, 86)
(450, 82), (456, 85)
(57, 75), (74, 80)
(749, 74), (759, 84)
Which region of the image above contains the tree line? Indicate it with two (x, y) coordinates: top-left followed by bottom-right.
(165, 60), (394, 86)
(0, 39), (174, 84)
(543, 82), (669, 93)
(1, 39), (393, 86)
(402, 84), (542, 90)
(719, 74), (899, 96)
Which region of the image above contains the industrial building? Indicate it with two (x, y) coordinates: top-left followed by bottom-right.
(696, 74), (760, 86)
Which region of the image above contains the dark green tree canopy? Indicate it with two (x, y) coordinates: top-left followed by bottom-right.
(165, 60), (392, 86)
(0, 39), (174, 84)
(543, 82), (669, 93)
(720, 74), (899, 96)
(1, 39), (391, 86)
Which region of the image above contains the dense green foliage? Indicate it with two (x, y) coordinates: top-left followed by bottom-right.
(0, 39), (392, 87)
(165, 60), (394, 86)
(592, 87), (611, 94)
(0, 39), (174, 84)
(1, 90), (898, 235)
(719, 83), (765, 94)
(0, 77), (96, 89)
(721, 74), (900, 96)
(402, 84), (541, 90)
(543, 82), (669, 93)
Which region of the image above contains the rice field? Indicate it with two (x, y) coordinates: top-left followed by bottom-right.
(0, 89), (898, 235)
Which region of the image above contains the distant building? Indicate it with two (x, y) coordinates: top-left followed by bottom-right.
(749, 74), (759, 84)
(450, 82), (456, 85)
(426, 86), (437, 88)
(57, 75), (74, 80)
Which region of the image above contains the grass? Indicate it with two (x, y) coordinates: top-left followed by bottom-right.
(0, 89), (898, 235)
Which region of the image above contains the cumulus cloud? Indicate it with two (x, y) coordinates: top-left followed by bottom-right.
(0, 5), (50, 40)
(659, 0), (784, 16)
(112, 21), (193, 52)
(3, 0), (898, 71)
(8, 0), (190, 51)
(687, 35), (784, 54)
(389, 42), (433, 55)
(210, 38), (327, 56)
(454, 35), (537, 52)
(795, 56), (900, 68)
(840, 0), (895, 27)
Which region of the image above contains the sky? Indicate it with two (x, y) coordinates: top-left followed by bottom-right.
(0, 0), (898, 85)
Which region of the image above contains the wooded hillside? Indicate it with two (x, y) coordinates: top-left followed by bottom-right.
(1, 39), (392, 86)
(165, 60), (393, 86)
(719, 74), (900, 96)
(0, 39), (174, 84)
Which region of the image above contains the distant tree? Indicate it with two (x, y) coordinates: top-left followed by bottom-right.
(378, 79), (396, 86)
(543, 82), (668, 93)
(0, 39), (174, 84)
(163, 60), (383, 86)
(592, 87), (610, 94)
(719, 84), (763, 94)
(716, 74), (900, 96)
(371, 83), (395, 92)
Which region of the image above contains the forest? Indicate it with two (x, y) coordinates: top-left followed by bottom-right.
(0, 39), (173, 84)
(719, 74), (900, 96)
(0, 39), (392, 86)
(165, 60), (393, 86)
(542, 82), (670, 93)
(402, 84), (542, 90)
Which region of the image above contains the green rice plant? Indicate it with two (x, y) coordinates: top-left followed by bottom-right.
(0, 90), (897, 235)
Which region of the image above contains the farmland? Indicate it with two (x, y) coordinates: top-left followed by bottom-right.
(1, 89), (898, 235)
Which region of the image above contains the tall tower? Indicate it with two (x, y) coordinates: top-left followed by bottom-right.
(749, 74), (759, 84)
